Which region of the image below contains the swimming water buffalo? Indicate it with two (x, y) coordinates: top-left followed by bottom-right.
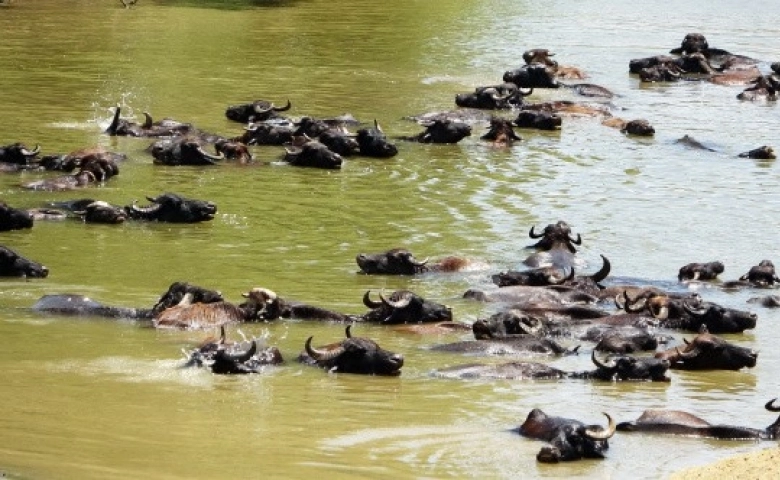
(300, 325), (404, 375)
(105, 105), (196, 137)
(617, 399), (780, 440)
(738, 146), (776, 160)
(0, 245), (49, 278)
(401, 119), (472, 144)
(72, 201), (128, 224)
(471, 309), (549, 339)
(455, 84), (532, 110)
(503, 64), (560, 89)
(0, 142), (40, 169)
(150, 137), (225, 166)
(237, 122), (295, 146)
(152, 287), (275, 330)
(180, 327), (284, 374)
(662, 299), (757, 333)
(124, 193), (217, 223)
(0, 202), (34, 231)
(601, 118), (656, 136)
(655, 325), (757, 370)
(523, 220), (582, 269)
(583, 326), (666, 354)
(291, 117), (360, 156)
(737, 75), (779, 101)
(355, 248), (469, 275)
(224, 99), (292, 123)
(491, 266), (573, 288)
(517, 409), (615, 463)
(429, 336), (574, 356)
(23, 149), (121, 191)
(356, 120), (398, 158)
(282, 141), (343, 169)
(677, 261), (725, 281)
(513, 110), (562, 131)
(722, 260), (780, 288)
(480, 117), (522, 145)
(361, 289), (452, 324)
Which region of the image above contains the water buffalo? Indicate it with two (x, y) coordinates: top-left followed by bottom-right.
(361, 290), (452, 324)
(617, 399), (780, 440)
(213, 139), (252, 163)
(355, 248), (469, 275)
(513, 110), (562, 131)
(0, 142), (40, 168)
(153, 287), (274, 330)
(583, 326), (666, 354)
(503, 64), (560, 89)
(291, 117), (360, 156)
(72, 200), (127, 224)
(463, 285), (598, 306)
(739, 146), (776, 160)
(655, 325), (757, 370)
(356, 120), (398, 158)
(678, 261), (725, 281)
(480, 117), (522, 145)
(737, 75), (779, 101)
(517, 409), (615, 463)
(300, 325), (404, 375)
(150, 137), (225, 166)
(0, 202), (34, 231)
(491, 266), (573, 288)
(237, 122), (295, 146)
(601, 118), (656, 136)
(0, 245), (49, 278)
(471, 309), (549, 339)
(430, 336), (574, 356)
(728, 260), (780, 287)
(124, 193), (217, 223)
(180, 327), (284, 374)
(224, 99), (292, 123)
(401, 119), (472, 144)
(663, 299), (757, 333)
(282, 141), (343, 169)
(23, 149), (121, 191)
(105, 105), (196, 137)
(455, 84), (532, 110)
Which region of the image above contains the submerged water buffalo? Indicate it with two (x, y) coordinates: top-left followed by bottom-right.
(0, 245), (49, 278)
(401, 119), (472, 144)
(455, 83), (532, 110)
(72, 201), (128, 224)
(677, 261), (725, 281)
(356, 120), (398, 158)
(480, 117), (522, 145)
(0, 142), (41, 169)
(513, 110), (562, 131)
(617, 399), (780, 440)
(282, 141), (343, 169)
(737, 75), (779, 101)
(299, 325), (404, 375)
(150, 137), (225, 166)
(723, 260), (780, 288)
(180, 327), (284, 374)
(471, 309), (550, 339)
(503, 64), (560, 89)
(224, 99), (292, 123)
(124, 193), (217, 223)
(237, 122), (295, 146)
(517, 409), (615, 463)
(601, 118), (656, 136)
(153, 287), (274, 330)
(0, 202), (34, 231)
(361, 290), (452, 324)
(23, 148), (121, 191)
(655, 325), (757, 370)
(105, 105), (196, 137)
(738, 146), (776, 160)
(429, 336), (574, 356)
(355, 248), (469, 275)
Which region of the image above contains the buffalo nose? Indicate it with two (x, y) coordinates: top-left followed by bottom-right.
(40, 266), (50, 278)
(391, 354), (404, 368)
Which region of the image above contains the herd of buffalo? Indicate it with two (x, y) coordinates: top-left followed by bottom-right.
(2, 32), (780, 464)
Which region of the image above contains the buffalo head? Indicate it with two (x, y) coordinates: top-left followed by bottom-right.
(480, 117), (522, 144)
(738, 260), (780, 287)
(588, 351), (671, 381)
(302, 325), (404, 375)
(513, 110), (562, 130)
(678, 261), (725, 281)
(472, 309), (546, 339)
(150, 138), (225, 166)
(408, 119), (472, 144)
(356, 248), (429, 275)
(225, 99), (292, 123)
(0, 142), (41, 166)
(503, 64), (560, 89)
(125, 193), (217, 223)
(356, 120), (398, 158)
(518, 409), (615, 462)
(362, 290), (452, 324)
(72, 200), (127, 224)
(655, 325), (757, 370)
(0, 245), (49, 278)
(0, 202), (34, 231)
(283, 141), (343, 169)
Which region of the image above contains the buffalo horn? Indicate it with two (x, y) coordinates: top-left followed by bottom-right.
(131, 200), (161, 214)
(362, 290), (383, 309)
(682, 300), (707, 317)
(305, 336), (344, 362)
(647, 300), (669, 320)
(623, 291), (646, 313)
(373, 119), (383, 133)
(518, 87), (534, 96)
(568, 233), (582, 245)
(528, 225), (544, 239)
(410, 256), (429, 267)
(677, 346), (700, 360)
(589, 255), (611, 283)
(591, 350), (616, 370)
(219, 325), (226, 344)
(345, 325), (352, 338)
(584, 413), (616, 440)
(765, 398), (780, 412)
(142, 112), (153, 129)
(379, 290), (411, 309)
(20, 144), (41, 157)
(195, 145), (225, 163)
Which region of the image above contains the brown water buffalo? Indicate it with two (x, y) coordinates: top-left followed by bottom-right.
(356, 120), (398, 158)
(0, 245), (49, 278)
(0, 202), (34, 231)
(617, 399), (780, 440)
(224, 99), (292, 123)
(180, 327), (284, 374)
(480, 117), (522, 145)
(124, 193), (217, 223)
(152, 287), (274, 330)
(362, 290), (452, 324)
(299, 325), (404, 375)
(355, 248), (469, 275)
(517, 410), (615, 463)
(737, 74), (779, 101)
(401, 119), (472, 144)
(738, 146), (776, 160)
(677, 261), (725, 281)
(283, 141), (343, 169)
(655, 325), (757, 370)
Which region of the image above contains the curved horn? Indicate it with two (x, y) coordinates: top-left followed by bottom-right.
(528, 226), (544, 239)
(568, 233), (582, 245)
(362, 290), (383, 309)
(142, 112), (153, 129)
(219, 325), (226, 344)
(591, 350), (616, 370)
(647, 298), (669, 320)
(765, 398), (780, 412)
(305, 336), (344, 362)
(20, 144), (41, 157)
(548, 267), (574, 285)
(518, 87), (534, 96)
(584, 413), (616, 440)
(231, 340), (257, 363)
(379, 290), (411, 309)
(131, 200), (161, 214)
(105, 103), (121, 134)
(614, 292), (626, 310)
(273, 99), (292, 112)
(345, 324), (352, 338)
(677, 346), (700, 360)
(589, 255), (611, 283)
(623, 291), (646, 313)
(195, 145), (225, 163)
(683, 300), (708, 317)
(410, 256), (429, 267)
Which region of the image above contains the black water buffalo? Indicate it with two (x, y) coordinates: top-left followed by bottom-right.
(237, 122), (295, 146)
(282, 141), (343, 169)
(429, 336), (574, 356)
(432, 351), (670, 382)
(503, 64), (560, 89)
(239, 287), (354, 323)
(361, 290), (452, 324)
(723, 260), (780, 288)
(402, 119), (472, 144)
(517, 409), (615, 463)
(150, 138), (225, 166)
(224, 99), (292, 123)
(617, 399), (780, 440)
(0, 202), (34, 231)
(655, 325), (757, 370)
(463, 285), (598, 306)
(72, 200), (127, 224)
(23, 149), (121, 191)
(355, 248), (469, 275)
(0, 142), (40, 168)
(662, 299), (757, 333)
(356, 120), (398, 158)
(455, 84), (532, 110)
(737, 75), (779, 101)
(583, 326), (666, 354)
(513, 110), (562, 130)
(151, 281), (225, 316)
(124, 193), (217, 223)
(678, 261), (725, 281)
(738, 146), (776, 160)
(180, 327), (284, 374)
(602, 117), (656, 136)
(300, 325), (404, 375)
(291, 117), (361, 156)
(491, 266), (573, 288)
(0, 245), (49, 278)
(471, 309), (549, 339)
(523, 221), (582, 269)
(153, 286), (274, 330)
(105, 105), (196, 137)
(480, 117), (522, 145)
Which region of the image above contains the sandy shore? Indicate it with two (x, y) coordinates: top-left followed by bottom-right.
(671, 445), (780, 479)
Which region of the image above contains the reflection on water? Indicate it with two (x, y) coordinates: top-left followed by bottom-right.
(2, 0), (780, 479)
